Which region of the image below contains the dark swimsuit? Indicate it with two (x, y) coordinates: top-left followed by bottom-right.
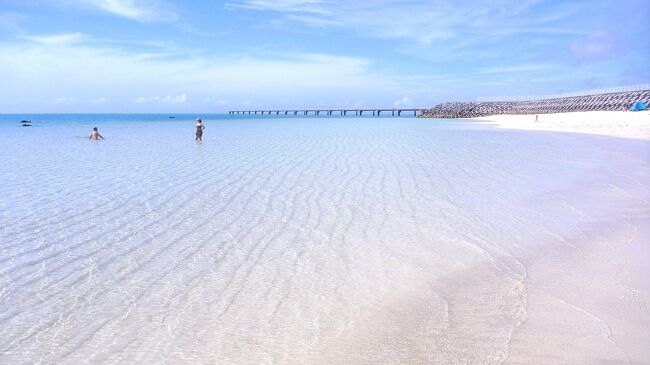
(196, 124), (203, 136)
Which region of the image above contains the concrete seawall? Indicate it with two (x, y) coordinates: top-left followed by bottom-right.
(421, 90), (650, 118)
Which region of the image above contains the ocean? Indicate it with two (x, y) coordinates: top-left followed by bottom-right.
(1, 114), (648, 363)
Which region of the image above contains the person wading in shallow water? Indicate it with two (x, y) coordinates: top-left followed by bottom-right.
(195, 117), (205, 142)
(89, 127), (104, 140)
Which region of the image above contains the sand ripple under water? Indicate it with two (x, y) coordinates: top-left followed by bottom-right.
(0, 117), (649, 364)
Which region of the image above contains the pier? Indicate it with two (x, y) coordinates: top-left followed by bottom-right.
(228, 108), (426, 117)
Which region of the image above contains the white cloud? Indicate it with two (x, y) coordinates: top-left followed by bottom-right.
(229, 0), (574, 49)
(203, 97), (230, 106)
(78, 0), (177, 22)
(52, 96), (77, 104)
(570, 31), (616, 63)
(135, 94), (187, 104)
(227, 0), (332, 15)
(0, 38), (412, 111)
(481, 64), (558, 74)
(22, 32), (88, 46)
(392, 96), (414, 108)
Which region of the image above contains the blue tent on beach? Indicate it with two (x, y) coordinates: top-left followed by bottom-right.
(629, 101), (647, 111)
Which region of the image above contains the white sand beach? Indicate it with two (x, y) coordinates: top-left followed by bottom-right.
(472, 111), (650, 140)
(469, 111), (650, 363)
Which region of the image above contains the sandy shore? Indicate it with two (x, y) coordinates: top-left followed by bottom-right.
(472, 111), (650, 140)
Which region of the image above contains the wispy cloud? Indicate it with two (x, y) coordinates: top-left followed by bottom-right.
(135, 93), (187, 104)
(569, 31), (617, 63)
(22, 32), (88, 46)
(481, 64), (559, 74)
(78, 0), (177, 22)
(52, 96), (77, 104)
(227, 0), (332, 15)
(0, 38), (410, 111)
(229, 0), (577, 49)
(392, 96), (413, 108)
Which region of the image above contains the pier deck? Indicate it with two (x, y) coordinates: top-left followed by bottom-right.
(228, 108), (426, 116)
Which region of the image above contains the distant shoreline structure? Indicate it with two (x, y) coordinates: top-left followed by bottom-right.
(228, 108), (426, 117)
(227, 85), (649, 119)
(421, 85), (650, 119)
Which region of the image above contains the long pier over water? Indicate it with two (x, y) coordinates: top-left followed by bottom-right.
(229, 108), (426, 116)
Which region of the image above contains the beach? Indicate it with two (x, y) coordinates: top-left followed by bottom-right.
(469, 110), (650, 362)
(0, 114), (649, 364)
(472, 110), (650, 140)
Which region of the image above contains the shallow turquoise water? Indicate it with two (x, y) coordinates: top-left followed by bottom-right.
(0, 114), (648, 363)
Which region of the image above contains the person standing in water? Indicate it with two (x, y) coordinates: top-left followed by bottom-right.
(195, 117), (205, 142)
(89, 127), (104, 140)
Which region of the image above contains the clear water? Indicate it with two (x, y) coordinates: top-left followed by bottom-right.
(0, 114), (648, 363)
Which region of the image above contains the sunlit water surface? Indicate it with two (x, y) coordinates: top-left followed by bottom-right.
(1, 114), (649, 363)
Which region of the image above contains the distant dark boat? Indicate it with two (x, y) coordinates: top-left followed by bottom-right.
(169, 116), (175, 118)
(20, 120), (32, 127)
(20, 120), (31, 123)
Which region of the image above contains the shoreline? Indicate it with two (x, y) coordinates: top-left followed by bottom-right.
(471, 111), (650, 141)
(505, 195), (650, 363)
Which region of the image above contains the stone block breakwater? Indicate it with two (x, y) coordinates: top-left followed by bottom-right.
(421, 89), (650, 118)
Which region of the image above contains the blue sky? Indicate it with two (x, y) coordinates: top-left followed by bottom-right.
(0, 0), (648, 112)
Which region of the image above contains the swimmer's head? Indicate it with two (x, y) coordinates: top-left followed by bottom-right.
(196, 117), (202, 123)
(93, 127), (98, 131)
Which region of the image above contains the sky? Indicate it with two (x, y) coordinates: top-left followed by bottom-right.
(0, 0), (648, 112)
